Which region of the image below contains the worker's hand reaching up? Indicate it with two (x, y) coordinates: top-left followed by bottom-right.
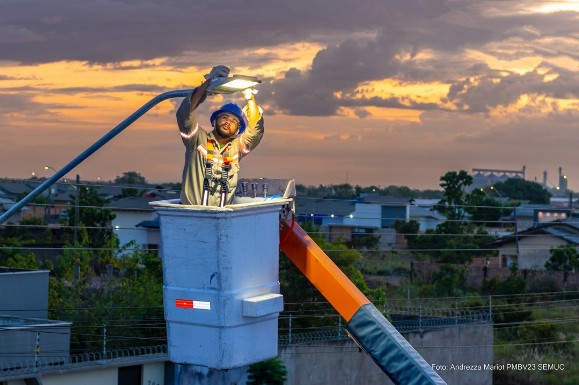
(204, 65), (230, 80)
(242, 87), (258, 100)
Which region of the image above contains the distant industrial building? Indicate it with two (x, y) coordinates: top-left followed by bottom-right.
(469, 166), (526, 192)
(470, 165), (570, 196)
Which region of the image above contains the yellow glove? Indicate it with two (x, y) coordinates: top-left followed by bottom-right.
(242, 87), (258, 100)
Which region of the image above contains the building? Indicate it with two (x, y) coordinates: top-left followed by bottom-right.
(469, 166), (525, 192)
(106, 190), (178, 254)
(408, 199), (445, 233)
(0, 268), (72, 369)
(492, 219), (579, 269)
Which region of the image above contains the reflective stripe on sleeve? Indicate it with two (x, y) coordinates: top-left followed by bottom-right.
(180, 123), (199, 140)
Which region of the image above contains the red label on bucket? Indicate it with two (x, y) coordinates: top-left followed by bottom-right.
(176, 299), (193, 308)
(175, 299), (211, 310)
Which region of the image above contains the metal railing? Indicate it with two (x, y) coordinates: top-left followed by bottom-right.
(0, 345), (167, 379)
(0, 305), (491, 378)
(277, 306), (491, 346)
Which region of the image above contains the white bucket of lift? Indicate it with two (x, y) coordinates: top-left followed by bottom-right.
(150, 197), (288, 369)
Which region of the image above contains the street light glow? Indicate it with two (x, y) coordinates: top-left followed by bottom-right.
(206, 75), (261, 95)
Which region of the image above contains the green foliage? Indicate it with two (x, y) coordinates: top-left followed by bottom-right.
(66, 185), (117, 249)
(418, 264), (469, 297)
(344, 233), (380, 250)
(246, 357), (287, 385)
(282, 224), (358, 297)
(545, 244), (579, 272)
(358, 251), (411, 276)
(483, 272), (533, 342)
(49, 242), (164, 353)
(465, 188), (505, 225)
(5, 252), (41, 270)
(482, 272), (527, 297)
(294, 184), (443, 199)
(517, 323), (557, 350)
(280, 223), (386, 329)
(114, 171), (147, 197)
(494, 178), (551, 203)
(412, 224), (494, 264)
(0, 236), (47, 270)
(410, 170), (498, 264)
(437, 170), (473, 221)
(393, 220), (419, 248)
(2, 217), (53, 244)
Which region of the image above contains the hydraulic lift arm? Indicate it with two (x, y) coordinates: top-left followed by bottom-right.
(280, 221), (446, 385)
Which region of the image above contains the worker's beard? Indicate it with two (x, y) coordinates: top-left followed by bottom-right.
(215, 123), (237, 140)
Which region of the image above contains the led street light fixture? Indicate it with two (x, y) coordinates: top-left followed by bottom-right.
(207, 75), (262, 95)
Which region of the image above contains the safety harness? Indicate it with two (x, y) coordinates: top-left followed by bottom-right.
(202, 139), (233, 207)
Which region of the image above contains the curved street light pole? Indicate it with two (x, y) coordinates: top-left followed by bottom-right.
(0, 89), (192, 225)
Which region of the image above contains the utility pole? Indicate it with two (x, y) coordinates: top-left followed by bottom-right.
(73, 175), (80, 245)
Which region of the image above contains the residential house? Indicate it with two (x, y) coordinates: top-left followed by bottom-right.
(295, 195), (406, 250)
(106, 190), (178, 254)
(408, 199), (445, 232)
(0, 197), (15, 216)
(0, 178), (77, 223)
(497, 203), (564, 232)
(492, 218), (579, 269)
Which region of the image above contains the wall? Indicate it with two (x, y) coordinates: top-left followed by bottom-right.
(414, 261), (579, 291)
(280, 322), (493, 385)
(142, 362), (165, 385)
(111, 210), (155, 250)
(0, 322), (71, 365)
(498, 234), (567, 270)
(3, 361), (166, 385)
(377, 228), (396, 250)
(0, 269), (49, 318)
(344, 203), (380, 228)
(1, 322), (491, 385)
(42, 368), (118, 385)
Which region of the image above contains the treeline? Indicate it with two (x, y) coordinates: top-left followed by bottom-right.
(296, 183), (443, 199)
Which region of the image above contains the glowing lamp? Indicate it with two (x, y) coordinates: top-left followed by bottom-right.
(207, 75), (262, 95)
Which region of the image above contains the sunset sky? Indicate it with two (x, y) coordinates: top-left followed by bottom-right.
(1, 0), (578, 190)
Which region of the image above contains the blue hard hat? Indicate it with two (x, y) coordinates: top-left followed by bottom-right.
(210, 103), (246, 135)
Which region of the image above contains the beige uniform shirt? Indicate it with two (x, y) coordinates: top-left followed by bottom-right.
(176, 93), (264, 206)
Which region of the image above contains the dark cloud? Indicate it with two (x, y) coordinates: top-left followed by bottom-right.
(1, 0), (578, 118)
(0, 84), (168, 94)
(0, 0), (401, 64)
(263, 1), (579, 116)
(0, 93), (41, 114)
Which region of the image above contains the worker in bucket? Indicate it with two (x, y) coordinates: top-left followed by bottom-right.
(176, 65), (264, 207)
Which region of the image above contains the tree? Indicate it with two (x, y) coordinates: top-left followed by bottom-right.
(67, 185), (117, 249)
(421, 264), (469, 297)
(437, 170), (473, 222)
(412, 170), (495, 264)
(247, 357), (287, 385)
(545, 244), (579, 272)
(465, 188), (505, 226)
(115, 171), (147, 197)
(280, 222), (385, 330)
(393, 219), (419, 248)
(493, 178), (551, 203)
(50, 244), (164, 352)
